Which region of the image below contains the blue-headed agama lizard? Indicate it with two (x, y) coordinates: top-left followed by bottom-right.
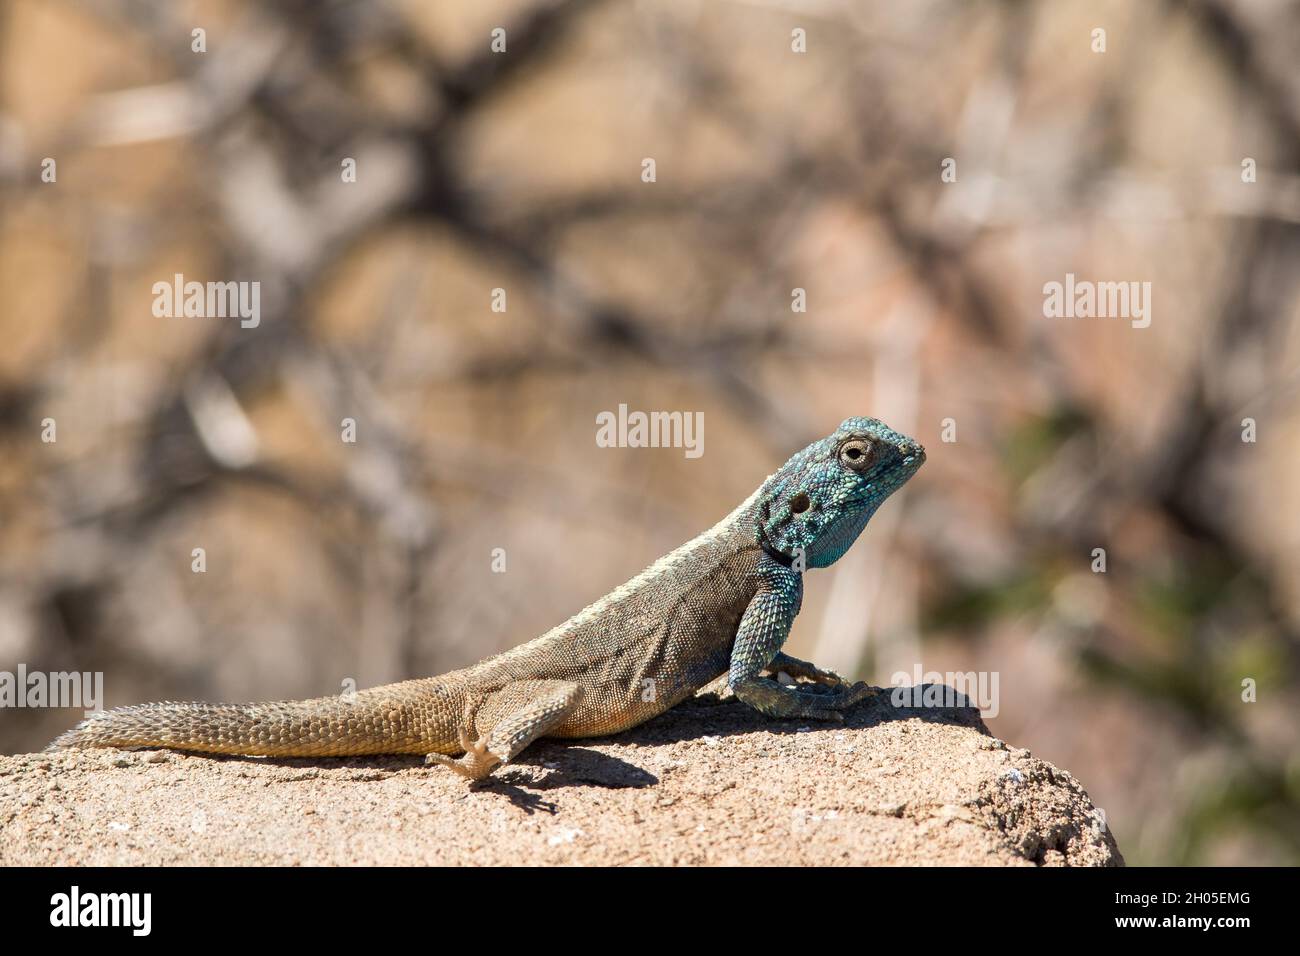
(52, 417), (925, 781)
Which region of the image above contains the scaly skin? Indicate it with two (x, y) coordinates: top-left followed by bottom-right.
(51, 417), (925, 780)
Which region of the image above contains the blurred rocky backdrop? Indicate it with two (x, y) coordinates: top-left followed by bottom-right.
(1, 0), (1298, 864)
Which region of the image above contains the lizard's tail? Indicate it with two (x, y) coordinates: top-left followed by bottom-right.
(47, 680), (452, 757)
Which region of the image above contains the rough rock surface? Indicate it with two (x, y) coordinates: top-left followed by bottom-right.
(0, 688), (1122, 866)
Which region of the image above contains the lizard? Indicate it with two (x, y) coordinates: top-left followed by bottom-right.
(50, 416), (925, 781)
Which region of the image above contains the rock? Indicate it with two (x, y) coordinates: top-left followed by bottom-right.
(0, 687), (1122, 866)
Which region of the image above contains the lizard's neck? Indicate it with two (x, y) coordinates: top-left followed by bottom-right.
(709, 484), (764, 541)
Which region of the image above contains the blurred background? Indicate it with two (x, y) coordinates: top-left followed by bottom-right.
(1, 0), (1298, 865)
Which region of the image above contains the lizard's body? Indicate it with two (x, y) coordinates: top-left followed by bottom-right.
(53, 418), (925, 780)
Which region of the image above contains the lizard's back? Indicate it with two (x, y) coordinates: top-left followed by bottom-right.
(458, 500), (765, 737)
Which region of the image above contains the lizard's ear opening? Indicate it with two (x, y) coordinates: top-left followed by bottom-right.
(789, 492), (811, 515)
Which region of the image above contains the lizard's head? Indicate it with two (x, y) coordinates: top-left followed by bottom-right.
(756, 417), (925, 569)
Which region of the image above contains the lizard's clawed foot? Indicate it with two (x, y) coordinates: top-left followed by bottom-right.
(734, 676), (878, 722)
(797, 681), (878, 721)
(425, 729), (503, 782)
(769, 652), (852, 689)
(840, 680), (878, 705)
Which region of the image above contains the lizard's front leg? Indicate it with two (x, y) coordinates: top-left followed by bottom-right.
(729, 561), (874, 722)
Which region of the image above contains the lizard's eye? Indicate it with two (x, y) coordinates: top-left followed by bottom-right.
(839, 439), (873, 472)
(789, 492), (811, 515)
